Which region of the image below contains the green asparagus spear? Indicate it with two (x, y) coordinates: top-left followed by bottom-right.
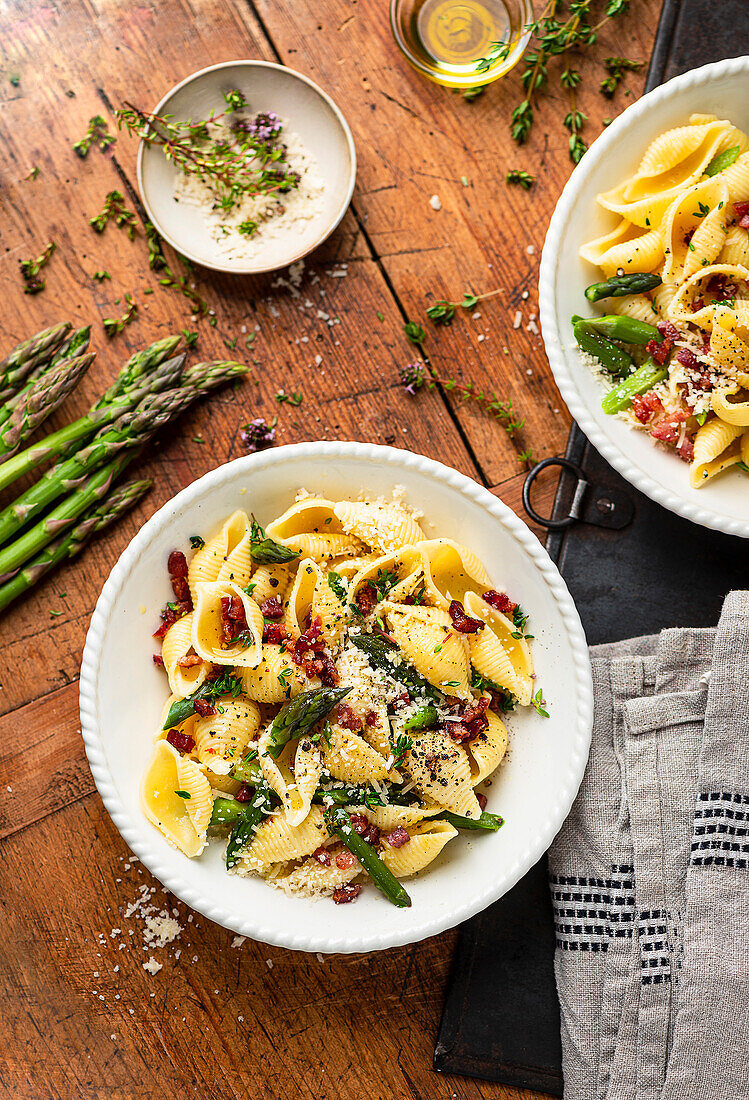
(403, 704), (438, 730)
(162, 671), (244, 729)
(0, 478), (151, 613)
(0, 321), (71, 400)
(225, 780), (275, 869)
(573, 321), (634, 378)
(0, 352), (95, 459)
(0, 451), (136, 580)
(350, 633), (445, 703)
(266, 685), (351, 759)
(312, 784), (413, 809)
(0, 326), (92, 432)
(0, 360), (245, 546)
(0, 350), (185, 493)
(324, 806), (412, 908)
(208, 796), (258, 835)
(249, 517), (301, 565)
(229, 751), (262, 786)
(705, 145), (741, 176)
(93, 335), (181, 408)
(584, 273), (662, 302)
(570, 314), (660, 345)
(437, 810), (504, 831)
(600, 357), (669, 414)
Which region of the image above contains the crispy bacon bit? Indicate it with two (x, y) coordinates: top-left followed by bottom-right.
(447, 697), (490, 743)
(333, 884), (361, 904)
(693, 295), (705, 312)
(335, 849), (357, 870)
(677, 438), (695, 463)
(234, 783), (253, 803)
(166, 729), (195, 753)
(365, 711), (378, 727)
(477, 793), (488, 811)
(362, 824), (381, 846)
(168, 550), (189, 578)
(631, 390), (664, 424)
(449, 599), (485, 634)
(651, 411), (686, 445)
(482, 589), (517, 615)
(171, 575), (190, 602)
(355, 584), (378, 615)
(260, 596), (284, 620)
(220, 595), (249, 645)
(152, 653), (165, 668)
(675, 347), (699, 371)
(262, 622), (288, 645)
(153, 599), (192, 638)
(734, 200), (749, 228)
(391, 691), (411, 711)
(312, 846), (332, 866)
(193, 697), (217, 718)
(336, 704), (363, 732)
(387, 825), (411, 848)
(647, 321), (678, 365)
(177, 653), (202, 668)
(288, 615), (339, 685)
(349, 813), (369, 836)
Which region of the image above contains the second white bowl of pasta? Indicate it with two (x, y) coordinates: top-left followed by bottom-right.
(80, 443), (592, 953)
(540, 56), (749, 538)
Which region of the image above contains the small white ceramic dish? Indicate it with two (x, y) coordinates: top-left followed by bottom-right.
(540, 56), (749, 538)
(80, 443), (592, 953)
(137, 60), (356, 275)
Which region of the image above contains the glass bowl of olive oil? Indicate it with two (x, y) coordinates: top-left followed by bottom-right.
(390, 0), (533, 88)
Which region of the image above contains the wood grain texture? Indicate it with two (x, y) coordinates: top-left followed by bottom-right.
(0, 0), (660, 1095)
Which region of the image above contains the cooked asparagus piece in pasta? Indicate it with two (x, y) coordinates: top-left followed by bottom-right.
(600, 358), (669, 415)
(266, 685), (351, 759)
(249, 517), (302, 564)
(350, 633), (445, 704)
(438, 810), (504, 831)
(584, 272), (662, 302)
(325, 806), (412, 908)
(573, 321), (634, 378)
(571, 314), (660, 344)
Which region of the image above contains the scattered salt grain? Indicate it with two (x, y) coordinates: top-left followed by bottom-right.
(143, 957), (162, 976)
(477, 334), (486, 343)
(526, 245), (536, 255)
(429, 194), (442, 211)
(232, 936), (247, 949)
(266, 959), (274, 970)
(513, 311), (522, 329)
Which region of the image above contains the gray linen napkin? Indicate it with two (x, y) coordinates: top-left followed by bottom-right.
(549, 595), (748, 1100)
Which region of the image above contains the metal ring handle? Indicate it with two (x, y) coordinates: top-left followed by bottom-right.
(522, 457), (589, 530)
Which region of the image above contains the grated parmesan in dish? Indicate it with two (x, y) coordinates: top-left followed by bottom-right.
(173, 120), (325, 262)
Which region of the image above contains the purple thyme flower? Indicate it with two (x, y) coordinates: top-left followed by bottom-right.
(240, 416), (277, 453)
(400, 362), (426, 396)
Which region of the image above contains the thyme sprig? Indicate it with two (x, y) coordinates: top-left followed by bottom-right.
(103, 294), (137, 337)
(116, 91), (299, 219)
(19, 241), (56, 294)
(426, 288), (502, 325)
(600, 55), (643, 97)
(506, 169), (535, 190)
(90, 190), (137, 239)
(475, 1), (633, 161)
(73, 115), (115, 158)
(145, 222), (209, 316)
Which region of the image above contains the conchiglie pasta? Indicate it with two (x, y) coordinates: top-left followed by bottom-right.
(690, 418), (744, 487)
(323, 723), (394, 784)
(385, 604), (470, 697)
(191, 581), (264, 668)
(247, 563), (292, 605)
(161, 612), (210, 699)
(140, 741), (212, 857)
(468, 708), (509, 784)
(417, 539), (492, 607)
(188, 510), (250, 603)
(279, 531), (364, 561)
(238, 644), (309, 703)
(234, 806), (329, 871)
(192, 696), (261, 774)
(381, 820), (458, 878)
(265, 497), (343, 539)
(257, 726), (323, 827)
(405, 731), (481, 820)
(334, 498), (425, 553)
(464, 591), (534, 705)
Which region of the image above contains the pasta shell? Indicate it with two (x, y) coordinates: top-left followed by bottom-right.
(258, 726), (323, 827)
(417, 539), (492, 607)
(690, 418), (744, 487)
(187, 510), (250, 603)
(140, 741), (212, 857)
(385, 604), (470, 697)
(234, 806), (329, 871)
(265, 497), (343, 538)
(381, 820), (458, 878)
(468, 708), (509, 783)
(334, 499), (424, 553)
(191, 581), (264, 668)
(280, 531), (364, 562)
(192, 696), (261, 774)
(216, 532), (254, 588)
(238, 645), (309, 703)
(404, 730), (481, 819)
(247, 563), (292, 605)
(464, 590), (534, 705)
(161, 612), (210, 699)
(661, 177), (729, 281)
(348, 547), (424, 606)
(323, 723), (394, 783)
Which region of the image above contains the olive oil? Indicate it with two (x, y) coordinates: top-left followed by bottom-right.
(393, 0), (526, 88)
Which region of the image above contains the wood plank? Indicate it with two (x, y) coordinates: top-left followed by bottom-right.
(0, 0), (481, 717)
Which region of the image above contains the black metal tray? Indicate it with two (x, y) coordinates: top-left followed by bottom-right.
(435, 3), (749, 1091)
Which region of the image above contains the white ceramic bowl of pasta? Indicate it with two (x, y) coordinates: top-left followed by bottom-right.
(540, 56), (749, 538)
(80, 443), (592, 953)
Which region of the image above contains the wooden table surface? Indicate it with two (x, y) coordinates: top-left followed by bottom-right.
(0, 2), (659, 1096)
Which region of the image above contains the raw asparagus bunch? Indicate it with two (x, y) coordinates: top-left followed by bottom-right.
(0, 337), (183, 493)
(0, 478), (152, 613)
(0, 360), (247, 548)
(0, 326), (91, 429)
(0, 351), (95, 459)
(0, 322), (72, 402)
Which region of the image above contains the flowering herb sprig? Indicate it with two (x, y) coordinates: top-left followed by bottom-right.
(89, 190), (137, 239)
(103, 294), (137, 337)
(19, 241), (56, 294)
(426, 288), (502, 325)
(73, 114), (116, 157)
(475, 1), (634, 162)
(240, 416), (277, 453)
(116, 90), (299, 223)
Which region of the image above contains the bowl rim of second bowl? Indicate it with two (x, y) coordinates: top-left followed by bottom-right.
(135, 59), (357, 276)
(79, 441), (593, 953)
(539, 55), (749, 540)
